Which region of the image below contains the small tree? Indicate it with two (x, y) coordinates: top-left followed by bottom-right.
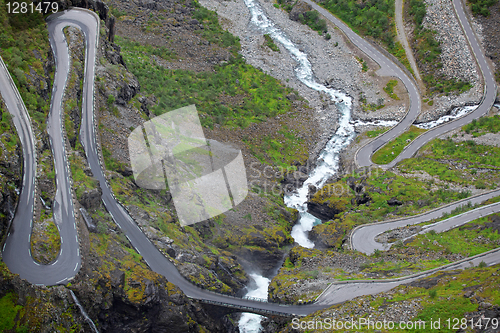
(107, 94), (115, 106)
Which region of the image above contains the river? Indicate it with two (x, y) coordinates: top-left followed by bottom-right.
(237, 0), (486, 331)
(238, 0), (355, 330)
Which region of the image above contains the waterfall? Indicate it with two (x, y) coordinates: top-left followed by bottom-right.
(70, 290), (100, 333)
(243, 0), (355, 249)
(238, 273), (271, 333)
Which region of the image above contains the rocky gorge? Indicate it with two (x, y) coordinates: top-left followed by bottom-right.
(1, 0), (500, 332)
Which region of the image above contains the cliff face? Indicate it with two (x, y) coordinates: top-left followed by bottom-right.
(55, 0), (116, 41)
(0, 2), (234, 331)
(0, 0), (321, 330)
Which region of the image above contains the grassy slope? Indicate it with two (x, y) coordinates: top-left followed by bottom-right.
(288, 265), (499, 332)
(272, 115), (500, 322)
(407, 0), (473, 96)
(372, 126), (427, 164)
(467, 0), (499, 16)
(0, 0), (52, 127)
(398, 132), (500, 189)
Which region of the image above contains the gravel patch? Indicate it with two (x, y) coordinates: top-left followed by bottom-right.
(416, 0), (484, 123)
(441, 129), (500, 148)
(199, 0), (408, 156)
(375, 225), (423, 243)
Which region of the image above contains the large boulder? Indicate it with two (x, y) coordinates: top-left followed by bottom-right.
(79, 187), (102, 210)
(116, 77), (140, 105)
(289, 1), (312, 21)
(387, 197), (403, 206)
(306, 201), (341, 221)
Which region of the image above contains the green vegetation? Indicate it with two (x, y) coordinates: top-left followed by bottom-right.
(392, 41), (415, 75)
(372, 126), (426, 164)
(109, 5), (127, 19)
(275, 1), (328, 35)
(362, 257), (452, 275)
(463, 114), (500, 137)
(277, 0), (413, 73)
(30, 218), (61, 264)
(359, 92), (385, 112)
(0, 292), (23, 331)
(102, 145), (126, 172)
(0, 109), (19, 153)
(407, 214), (500, 256)
(269, 247), (323, 302)
(309, 169), (472, 250)
(276, 0), (295, 12)
(70, 153), (99, 201)
(468, 0), (499, 16)
(242, 125), (308, 167)
(422, 74), (473, 95)
(406, 267), (498, 327)
(192, 2), (240, 55)
(116, 35), (295, 129)
(411, 196), (500, 230)
(109, 35), (174, 60)
(0, 0), (52, 129)
(383, 79), (400, 100)
(356, 57), (368, 72)
(263, 34), (280, 52)
(366, 127), (389, 138)
(107, 94), (115, 106)
(297, 10), (328, 35)
(408, 0), (473, 95)
(296, 265), (499, 332)
(106, 171), (250, 291)
(321, 0), (413, 73)
(322, 0), (394, 47)
(399, 137), (500, 188)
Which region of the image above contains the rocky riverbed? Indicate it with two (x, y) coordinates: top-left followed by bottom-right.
(199, 0), (409, 157)
(414, 0), (485, 123)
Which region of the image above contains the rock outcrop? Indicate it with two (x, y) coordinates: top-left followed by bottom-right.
(307, 201), (341, 221)
(288, 1), (312, 22)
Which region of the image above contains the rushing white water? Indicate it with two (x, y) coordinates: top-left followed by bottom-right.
(70, 290), (100, 333)
(241, 0), (356, 249)
(237, 1), (355, 331)
(238, 274), (271, 333)
(351, 119), (398, 128)
(415, 105), (478, 129)
(237, 1), (488, 331)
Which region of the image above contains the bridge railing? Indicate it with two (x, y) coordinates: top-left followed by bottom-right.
(185, 277), (316, 306)
(198, 299), (305, 317)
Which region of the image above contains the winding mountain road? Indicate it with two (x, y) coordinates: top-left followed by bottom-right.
(0, 0), (499, 317)
(350, 0), (498, 254)
(354, 0), (496, 169)
(301, 0), (423, 170)
(0, 10), (88, 285)
(395, 0), (422, 83)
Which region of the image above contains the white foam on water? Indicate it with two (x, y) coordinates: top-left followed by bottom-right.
(415, 105), (478, 129)
(238, 273), (271, 333)
(242, 0), (356, 249)
(239, 1), (355, 331)
(351, 119), (398, 127)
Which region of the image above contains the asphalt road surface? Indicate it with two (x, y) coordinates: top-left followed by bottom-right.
(0, 10), (86, 285)
(1, 0), (498, 315)
(351, 189), (500, 255)
(354, 0), (496, 169)
(300, 0), (423, 169)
